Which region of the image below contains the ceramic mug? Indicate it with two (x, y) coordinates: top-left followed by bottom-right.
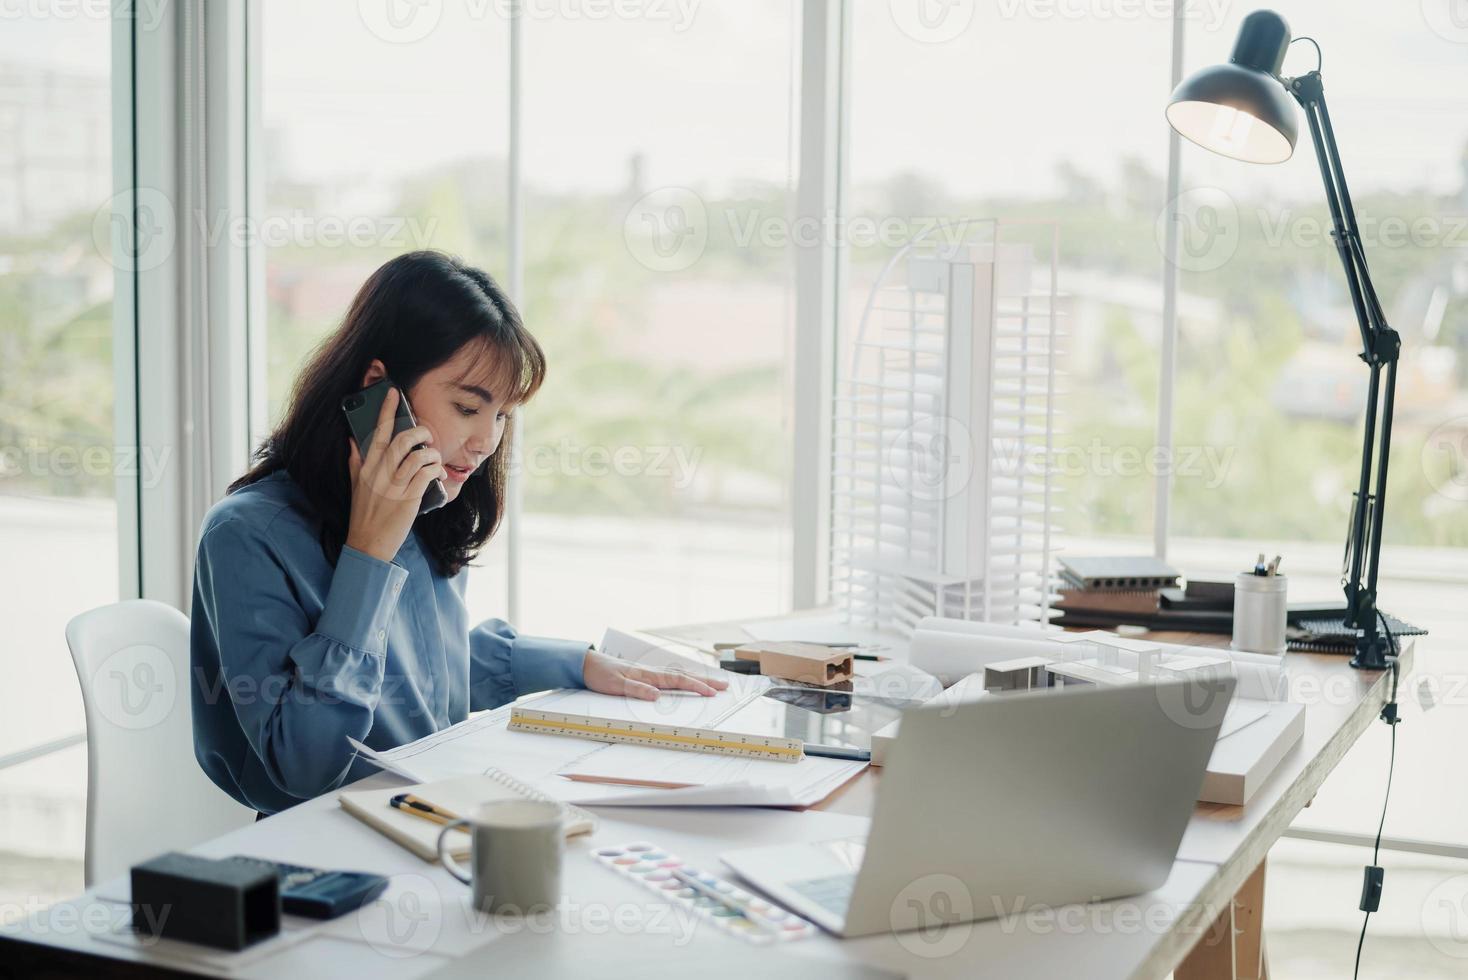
(436, 800), (563, 914)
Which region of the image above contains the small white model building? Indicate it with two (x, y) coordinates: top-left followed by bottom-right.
(982, 656), (1054, 693)
(982, 630), (1231, 692)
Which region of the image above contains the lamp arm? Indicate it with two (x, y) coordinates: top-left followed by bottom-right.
(1288, 72), (1381, 350)
(1286, 70), (1401, 669)
(1314, 88), (1393, 335)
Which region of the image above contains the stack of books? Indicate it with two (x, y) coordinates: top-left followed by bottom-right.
(1055, 557), (1235, 633)
(1059, 556), (1181, 592)
(1056, 557), (1427, 650)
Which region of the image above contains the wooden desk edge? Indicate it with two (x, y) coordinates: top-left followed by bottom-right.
(1141, 642), (1413, 980)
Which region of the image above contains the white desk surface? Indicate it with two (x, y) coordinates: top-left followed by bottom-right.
(0, 615), (1410, 980)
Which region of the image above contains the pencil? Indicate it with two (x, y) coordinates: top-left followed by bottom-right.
(389, 793), (466, 830)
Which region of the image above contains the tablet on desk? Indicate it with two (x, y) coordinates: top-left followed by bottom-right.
(717, 685), (925, 753)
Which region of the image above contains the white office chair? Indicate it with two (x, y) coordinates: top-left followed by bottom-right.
(66, 599), (255, 886)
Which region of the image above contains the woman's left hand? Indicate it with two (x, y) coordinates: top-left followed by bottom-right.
(582, 649), (730, 701)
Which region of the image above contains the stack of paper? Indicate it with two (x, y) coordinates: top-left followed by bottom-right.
(348, 629), (870, 810)
(556, 743), (866, 808)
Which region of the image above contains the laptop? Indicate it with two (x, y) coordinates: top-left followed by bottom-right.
(721, 675), (1234, 937)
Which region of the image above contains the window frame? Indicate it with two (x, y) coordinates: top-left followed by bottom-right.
(2, 0), (145, 771)
(112, 0), (140, 601)
(791, 0), (849, 609)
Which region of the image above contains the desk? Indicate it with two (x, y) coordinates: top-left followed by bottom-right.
(657, 616), (1411, 978)
(0, 615), (1409, 980)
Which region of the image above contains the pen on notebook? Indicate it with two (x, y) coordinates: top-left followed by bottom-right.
(389, 793), (466, 829)
(802, 743), (872, 762)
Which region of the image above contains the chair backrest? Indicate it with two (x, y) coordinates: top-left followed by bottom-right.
(66, 599), (254, 886)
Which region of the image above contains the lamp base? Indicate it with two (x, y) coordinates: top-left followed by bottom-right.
(1349, 634), (1394, 671)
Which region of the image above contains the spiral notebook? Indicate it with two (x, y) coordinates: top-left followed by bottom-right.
(1288, 612), (1425, 653)
(338, 770), (597, 863)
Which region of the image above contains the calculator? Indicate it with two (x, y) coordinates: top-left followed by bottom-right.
(225, 856), (389, 920)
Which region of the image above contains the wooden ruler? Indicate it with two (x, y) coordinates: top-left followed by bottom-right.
(507, 706), (804, 763)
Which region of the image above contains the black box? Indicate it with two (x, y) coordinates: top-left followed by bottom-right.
(131, 853), (280, 951)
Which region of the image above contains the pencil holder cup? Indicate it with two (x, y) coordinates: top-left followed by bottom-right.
(1232, 572), (1288, 655)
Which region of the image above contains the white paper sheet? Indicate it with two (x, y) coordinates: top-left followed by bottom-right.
(914, 618), (1291, 702)
(911, 628), (1070, 685)
(739, 616), (898, 655)
(526, 683), (758, 733)
(351, 703), (605, 786)
(347, 629), (861, 810)
(566, 782), (805, 807)
(598, 627), (728, 677)
(347, 737), (427, 783)
(89, 896), (319, 972)
(556, 742), (866, 808)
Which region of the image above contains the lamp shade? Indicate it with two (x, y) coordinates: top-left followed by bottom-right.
(1166, 10), (1299, 164)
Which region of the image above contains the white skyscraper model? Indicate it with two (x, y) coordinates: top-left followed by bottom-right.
(832, 220), (1064, 637)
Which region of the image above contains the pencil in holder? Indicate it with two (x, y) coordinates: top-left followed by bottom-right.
(1232, 572), (1288, 655)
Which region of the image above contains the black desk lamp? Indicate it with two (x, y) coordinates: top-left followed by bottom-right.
(1166, 9), (1399, 670)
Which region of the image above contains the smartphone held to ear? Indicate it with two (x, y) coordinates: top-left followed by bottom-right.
(341, 379), (449, 514)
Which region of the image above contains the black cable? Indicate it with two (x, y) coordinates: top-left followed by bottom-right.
(1353, 709), (1396, 978)
(1353, 622), (1399, 980)
(1377, 609), (1399, 659)
(1353, 910), (1370, 979)
(1290, 35), (1324, 73)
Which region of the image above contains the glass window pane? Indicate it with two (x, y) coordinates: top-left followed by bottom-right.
(0, 745), (86, 914)
(1177, 2), (1468, 852)
(259, 2), (514, 611)
(0, 11), (114, 905)
(517, 4), (798, 638)
(847, 5), (1173, 559)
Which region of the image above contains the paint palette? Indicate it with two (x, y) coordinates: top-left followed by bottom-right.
(592, 841), (817, 944)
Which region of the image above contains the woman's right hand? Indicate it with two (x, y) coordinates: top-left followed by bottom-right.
(344, 386), (447, 563)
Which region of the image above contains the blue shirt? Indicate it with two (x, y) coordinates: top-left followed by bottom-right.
(190, 470), (588, 815)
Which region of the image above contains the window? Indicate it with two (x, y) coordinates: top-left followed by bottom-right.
(1174, 0), (1468, 860)
(258, 1), (515, 614)
(260, 4), (801, 639)
(516, 2), (798, 638)
(0, 9), (116, 910)
(1174, 2), (1468, 564)
(844, 6), (1468, 964)
(846, 3), (1174, 555)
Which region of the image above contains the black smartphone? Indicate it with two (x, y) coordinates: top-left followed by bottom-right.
(341, 379), (448, 514)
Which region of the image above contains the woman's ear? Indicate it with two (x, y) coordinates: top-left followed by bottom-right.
(360, 358), (387, 389)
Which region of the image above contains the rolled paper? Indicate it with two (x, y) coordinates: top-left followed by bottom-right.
(911, 628), (1069, 687)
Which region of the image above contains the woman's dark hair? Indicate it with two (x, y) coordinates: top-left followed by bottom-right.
(232, 250), (545, 576)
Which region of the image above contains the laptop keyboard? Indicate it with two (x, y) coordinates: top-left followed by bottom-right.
(790, 873), (856, 916)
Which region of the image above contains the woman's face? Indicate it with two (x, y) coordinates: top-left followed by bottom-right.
(364, 344), (514, 504)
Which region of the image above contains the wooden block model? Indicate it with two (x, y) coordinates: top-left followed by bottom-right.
(733, 642), (853, 687)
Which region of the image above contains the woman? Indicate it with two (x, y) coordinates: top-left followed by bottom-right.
(191, 250), (723, 816)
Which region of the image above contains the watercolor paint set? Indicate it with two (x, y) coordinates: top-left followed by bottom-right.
(592, 841), (818, 944)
